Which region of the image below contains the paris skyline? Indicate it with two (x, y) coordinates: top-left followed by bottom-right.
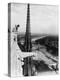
(11, 3), (58, 35)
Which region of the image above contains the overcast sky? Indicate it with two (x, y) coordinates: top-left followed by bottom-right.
(11, 3), (58, 35)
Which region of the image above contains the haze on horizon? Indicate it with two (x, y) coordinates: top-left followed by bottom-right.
(11, 3), (58, 35)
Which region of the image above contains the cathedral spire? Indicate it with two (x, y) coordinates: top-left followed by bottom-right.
(23, 4), (32, 76)
(24, 4), (32, 52)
